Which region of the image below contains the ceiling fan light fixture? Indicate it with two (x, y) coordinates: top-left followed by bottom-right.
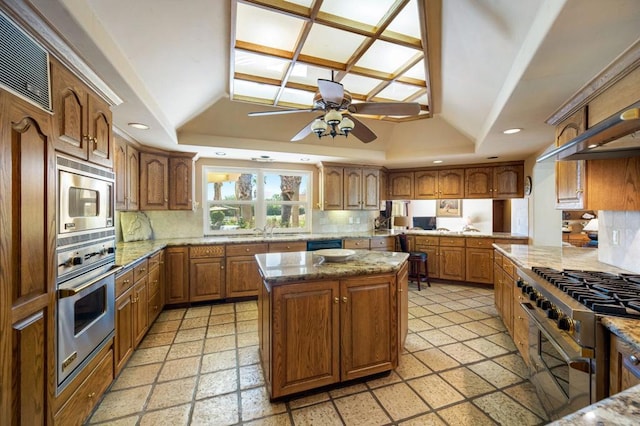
(339, 116), (355, 133)
(311, 119), (328, 137)
(325, 110), (342, 125)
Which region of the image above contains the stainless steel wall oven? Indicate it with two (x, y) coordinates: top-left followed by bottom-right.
(55, 155), (117, 394)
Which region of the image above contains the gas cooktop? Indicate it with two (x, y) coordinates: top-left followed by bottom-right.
(531, 267), (640, 318)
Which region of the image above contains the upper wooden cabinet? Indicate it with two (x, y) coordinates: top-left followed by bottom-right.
(414, 169), (464, 199)
(114, 135), (139, 211)
(139, 152), (169, 210)
(320, 164), (380, 210)
(465, 164), (523, 199)
(555, 108), (587, 210)
(50, 59), (113, 167)
(169, 156), (194, 210)
(388, 171), (414, 199)
(343, 167), (379, 210)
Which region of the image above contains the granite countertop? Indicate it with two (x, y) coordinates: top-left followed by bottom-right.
(115, 232), (526, 269)
(601, 317), (640, 351)
(255, 250), (409, 286)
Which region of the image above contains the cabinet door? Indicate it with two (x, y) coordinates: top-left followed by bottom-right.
(87, 95), (113, 167)
(610, 334), (640, 395)
(379, 169), (388, 201)
(502, 273), (514, 335)
(493, 165), (523, 199)
(439, 169), (464, 198)
(439, 246), (465, 281)
(169, 156), (193, 210)
(513, 292), (529, 365)
(425, 246), (439, 279)
(140, 152), (169, 210)
(465, 167), (493, 198)
(50, 59), (89, 160)
(494, 262), (503, 316)
(397, 262), (409, 350)
(1, 93), (55, 425)
(165, 247), (189, 304)
(343, 167), (362, 209)
(341, 275), (396, 381)
(133, 278), (148, 346)
(465, 248), (494, 284)
(190, 258), (225, 301)
(147, 264), (162, 324)
(322, 166), (343, 210)
(114, 136), (127, 210)
(115, 288), (134, 375)
(362, 168), (379, 210)
(388, 172), (413, 199)
(272, 281), (340, 398)
(226, 255), (261, 298)
(414, 170), (438, 199)
(127, 145), (139, 211)
(555, 109), (586, 209)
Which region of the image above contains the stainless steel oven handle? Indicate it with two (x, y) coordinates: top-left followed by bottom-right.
(520, 302), (583, 362)
(58, 269), (115, 298)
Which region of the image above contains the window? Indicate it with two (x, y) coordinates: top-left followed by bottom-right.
(203, 167), (312, 234)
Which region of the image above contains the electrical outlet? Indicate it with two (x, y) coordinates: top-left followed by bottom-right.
(348, 216), (353, 224)
(355, 217), (360, 224)
(612, 229), (620, 246)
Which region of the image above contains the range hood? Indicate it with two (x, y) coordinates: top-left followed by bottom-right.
(537, 101), (640, 162)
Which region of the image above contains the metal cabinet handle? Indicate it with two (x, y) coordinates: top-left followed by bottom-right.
(630, 355), (639, 365)
(342, 296), (347, 303)
(334, 297), (339, 304)
(88, 392), (96, 399)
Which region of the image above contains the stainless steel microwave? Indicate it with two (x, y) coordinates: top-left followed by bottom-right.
(57, 155), (114, 236)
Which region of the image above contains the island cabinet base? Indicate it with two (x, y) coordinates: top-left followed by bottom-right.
(259, 273), (400, 399)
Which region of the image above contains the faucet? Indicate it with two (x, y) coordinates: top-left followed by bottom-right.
(254, 224), (274, 237)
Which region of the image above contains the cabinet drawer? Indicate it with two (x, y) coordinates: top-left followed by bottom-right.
(226, 243), (268, 257)
(495, 238), (527, 245)
(439, 237), (465, 247)
(133, 259), (149, 282)
(494, 251), (504, 266)
(268, 241), (306, 252)
(148, 251), (161, 270)
(465, 238), (494, 248)
(148, 290), (162, 323)
(54, 349), (114, 426)
(502, 258), (515, 277)
(115, 269), (134, 298)
(148, 266), (161, 298)
(190, 245), (225, 258)
(370, 237), (394, 250)
(343, 238), (370, 249)
(414, 236), (439, 246)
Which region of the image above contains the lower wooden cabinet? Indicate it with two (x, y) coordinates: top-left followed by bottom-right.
(465, 238), (494, 284)
(512, 290), (530, 365)
(165, 246), (189, 304)
(190, 245), (225, 301)
(226, 243), (268, 298)
(439, 242), (465, 281)
(263, 271), (399, 399)
(609, 334), (640, 395)
(115, 284), (134, 376)
(132, 278), (149, 347)
(397, 262), (409, 349)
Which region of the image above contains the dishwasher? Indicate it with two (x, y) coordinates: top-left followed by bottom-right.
(306, 239), (343, 251)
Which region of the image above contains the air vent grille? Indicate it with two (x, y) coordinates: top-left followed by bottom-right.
(0, 11), (50, 110)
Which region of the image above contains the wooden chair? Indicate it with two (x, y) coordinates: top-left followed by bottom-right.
(397, 233), (431, 290)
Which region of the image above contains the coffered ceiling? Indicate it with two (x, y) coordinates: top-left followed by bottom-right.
(17, 0), (640, 167)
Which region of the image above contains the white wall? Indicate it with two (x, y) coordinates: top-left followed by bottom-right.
(530, 158), (562, 245)
(511, 198), (529, 235)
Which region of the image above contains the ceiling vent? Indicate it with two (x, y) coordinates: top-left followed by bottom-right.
(0, 11), (51, 111)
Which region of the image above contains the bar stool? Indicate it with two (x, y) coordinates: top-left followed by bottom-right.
(397, 234), (431, 290)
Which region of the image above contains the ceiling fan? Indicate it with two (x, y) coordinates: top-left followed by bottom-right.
(247, 78), (421, 143)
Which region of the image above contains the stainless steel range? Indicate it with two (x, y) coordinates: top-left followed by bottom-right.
(516, 266), (640, 420)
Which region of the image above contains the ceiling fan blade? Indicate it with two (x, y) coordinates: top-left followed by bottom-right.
(290, 117), (320, 142)
(347, 115), (377, 143)
(248, 108), (317, 117)
(317, 79), (344, 106)
(349, 102), (420, 116)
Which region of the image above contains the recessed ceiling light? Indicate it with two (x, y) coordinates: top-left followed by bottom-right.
(503, 128), (522, 134)
(587, 144), (598, 149)
(128, 122), (149, 130)
(300, 158), (310, 162)
(215, 152), (226, 156)
(433, 160), (443, 164)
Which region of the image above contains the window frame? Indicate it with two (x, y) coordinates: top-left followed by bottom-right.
(202, 166), (312, 235)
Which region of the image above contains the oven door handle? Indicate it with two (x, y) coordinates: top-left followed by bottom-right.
(58, 269), (115, 298)
(520, 302), (585, 363)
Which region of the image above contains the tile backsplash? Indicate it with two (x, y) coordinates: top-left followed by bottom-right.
(598, 210), (640, 273)
(311, 209), (378, 233)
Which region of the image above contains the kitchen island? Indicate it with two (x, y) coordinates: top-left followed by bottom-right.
(255, 250), (409, 399)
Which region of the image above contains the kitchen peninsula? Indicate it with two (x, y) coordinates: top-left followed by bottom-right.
(255, 250), (409, 399)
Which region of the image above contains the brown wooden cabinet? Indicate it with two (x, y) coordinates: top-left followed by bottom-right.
(370, 236), (394, 251)
(415, 169), (464, 199)
(512, 284), (530, 366)
(0, 91), (56, 424)
(379, 168), (388, 201)
(189, 245), (225, 301)
(466, 165), (523, 199)
(132, 277), (149, 346)
(226, 243), (268, 298)
(169, 155), (194, 210)
(555, 108), (587, 209)
(388, 171), (414, 199)
(50, 58), (113, 167)
(397, 262), (409, 349)
(493, 252), (515, 336)
(114, 135), (139, 211)
(139, 151), (169, 210)
(343, 167), (379, 210)
(263, 271), (398, 399)
(165, 246), (189, 304)
(268, 241), (307, 253)
(465, 238), (494, 284)
(609, 333), (640, 395)
(114, 270), (135, 375)
(321, 165), (344, 210)
(414, 236), (440, 279)
(147, 250), (164, 324)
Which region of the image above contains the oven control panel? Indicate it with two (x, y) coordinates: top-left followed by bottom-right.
(57, 237), (116, 282)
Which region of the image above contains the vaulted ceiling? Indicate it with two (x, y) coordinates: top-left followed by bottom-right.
(23, 0), (640, 167)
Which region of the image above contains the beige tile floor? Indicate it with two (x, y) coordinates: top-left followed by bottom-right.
(87, 282), (549, 425)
